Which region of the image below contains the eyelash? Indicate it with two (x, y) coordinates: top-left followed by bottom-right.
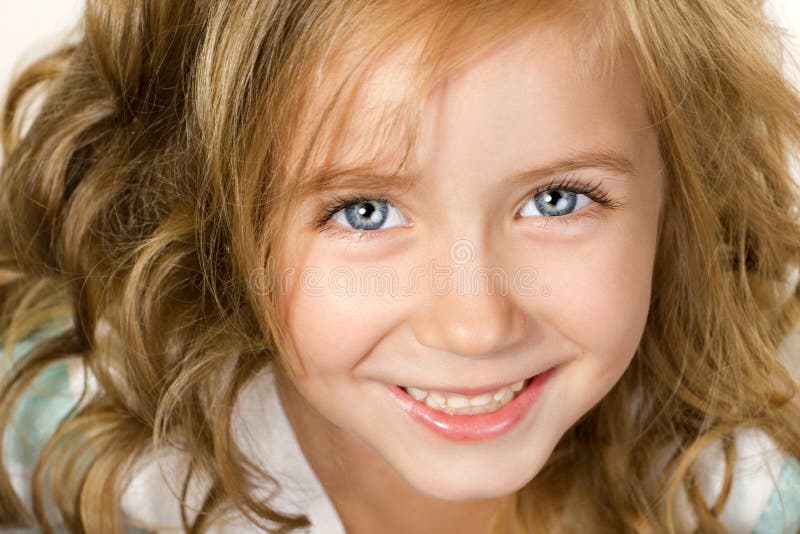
(313, 174), (624, 239)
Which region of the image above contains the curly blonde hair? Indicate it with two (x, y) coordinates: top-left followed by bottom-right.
(1, 1), (799, 532)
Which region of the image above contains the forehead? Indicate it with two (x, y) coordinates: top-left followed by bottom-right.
(290, 9), (647, 192)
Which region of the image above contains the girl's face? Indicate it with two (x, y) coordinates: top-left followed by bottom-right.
(275, 20), (662, 501)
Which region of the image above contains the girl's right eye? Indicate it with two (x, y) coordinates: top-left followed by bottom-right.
(316, 196), (410, 235)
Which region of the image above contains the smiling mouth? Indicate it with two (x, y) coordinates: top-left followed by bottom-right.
(385, 367), (557, 441)
(398, 376), (535, 416)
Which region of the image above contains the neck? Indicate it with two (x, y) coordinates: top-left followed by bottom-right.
(272, 365), (507, 534)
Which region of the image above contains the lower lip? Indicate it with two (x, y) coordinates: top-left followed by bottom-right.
(384, 366), (556, 442)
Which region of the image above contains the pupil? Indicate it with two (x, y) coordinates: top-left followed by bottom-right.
(535, 189), (576, 216)
(344, 200), (389, 230)
(358, 203), (375, 218)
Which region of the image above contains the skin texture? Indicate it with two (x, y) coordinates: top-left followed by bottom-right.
(272, 16), (663, 534)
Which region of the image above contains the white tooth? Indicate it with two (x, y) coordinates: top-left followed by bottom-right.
(428, 392), (445, 405)
(510, 380), (525, 392)
(445, 394), (470, 409)
(469, 393), (493, 407)
(425, 395), (443, 409)
(493, 387), (510, 401)
(406, 387), (428, 401)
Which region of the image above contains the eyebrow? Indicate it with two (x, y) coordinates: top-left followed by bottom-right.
(297, 149), (637, 198)
(506, 149), (637, 186)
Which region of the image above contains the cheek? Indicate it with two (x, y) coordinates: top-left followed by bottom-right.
(525, 224), (655, 378)
(510, 222), (656, 420)
(284, 272), (398, 374)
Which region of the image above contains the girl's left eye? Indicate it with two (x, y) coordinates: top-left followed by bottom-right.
(518, 189), (593, 218)
(515, 174), (620, 222)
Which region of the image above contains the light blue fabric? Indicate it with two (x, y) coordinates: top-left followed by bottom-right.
(3, 360), (75, 467)
(1, 327), (153, 534)
(1, 327), (76, 468)
(752, 456), (800, 534)
(0, 328), (85, 533)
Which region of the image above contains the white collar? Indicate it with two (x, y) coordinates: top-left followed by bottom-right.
(122, 363), (346, 533)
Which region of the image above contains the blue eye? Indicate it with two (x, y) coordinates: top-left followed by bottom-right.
(518, 189), (593, 218)
(515, 174), (621, 222)
(325, 198), (409, 232)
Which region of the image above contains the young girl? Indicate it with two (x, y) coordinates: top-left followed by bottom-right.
(1, 1), (799, 532)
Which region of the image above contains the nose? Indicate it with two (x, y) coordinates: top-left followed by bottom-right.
(411, 245), (527, 358)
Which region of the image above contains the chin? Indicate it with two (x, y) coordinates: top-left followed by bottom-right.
(391, 449), (544, 501)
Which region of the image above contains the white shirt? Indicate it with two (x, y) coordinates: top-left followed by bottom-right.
(120, 363), (347, 533)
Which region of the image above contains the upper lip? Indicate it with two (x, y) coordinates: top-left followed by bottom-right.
(398, 366), (552, 396)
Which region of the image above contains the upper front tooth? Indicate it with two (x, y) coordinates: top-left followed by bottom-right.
(468, 393), (493, 407)
(510, 380), (525, 392)
(425, 395), (443, 409)
(445, 394), (470, 409)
